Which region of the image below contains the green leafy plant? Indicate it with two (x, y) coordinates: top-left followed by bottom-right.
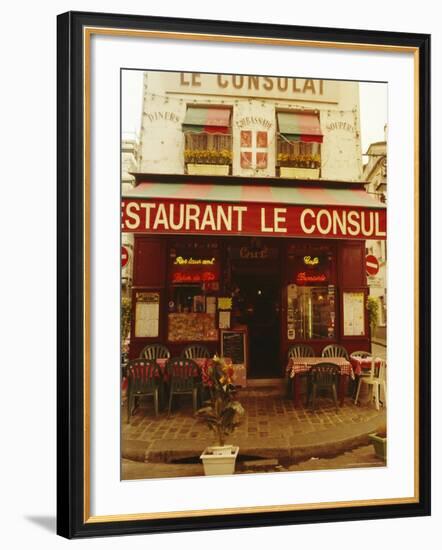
(367, 296), (380, 333)
(196, 357), (244, 447)
(121, 296), (132, 348)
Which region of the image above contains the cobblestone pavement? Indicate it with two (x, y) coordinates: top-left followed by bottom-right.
(122, 385), (386, 454)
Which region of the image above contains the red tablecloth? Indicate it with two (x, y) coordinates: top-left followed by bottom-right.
(286, 356), (354, 379)
(286, 356), (353, 407)
(156, 357), (210, 382)
(349, 356), (383, 376)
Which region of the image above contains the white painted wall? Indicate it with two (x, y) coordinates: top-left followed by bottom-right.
(137, 71), (363, 181)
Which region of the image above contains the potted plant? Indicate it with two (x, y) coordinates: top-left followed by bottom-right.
(197, 356), (244, 476)
(369, 424), (387, 460)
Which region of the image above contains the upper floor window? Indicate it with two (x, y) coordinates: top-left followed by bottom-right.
(276, 112), (323, 177)
(183, 107), (232, 173)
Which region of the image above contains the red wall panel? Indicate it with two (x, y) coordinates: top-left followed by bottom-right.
(133, 237), (166, 287)
(339, 242), (366, 287)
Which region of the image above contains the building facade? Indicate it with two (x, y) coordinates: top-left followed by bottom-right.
(121, 138), (138, 296)
(121, 71), (386, 382)
(363, 138), (387, 337)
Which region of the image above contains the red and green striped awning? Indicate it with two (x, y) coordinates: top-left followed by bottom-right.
(277, 112), (323, 143)
(183, 107), (231, 134)
(124, 182), (384, 209)
(122, 182), (386, 240)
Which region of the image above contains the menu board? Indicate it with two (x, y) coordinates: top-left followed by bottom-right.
(221, 329), (247, 368)
(135, 292), (160, 338)
(343, 291), (366, 336)
(168, 313), (218, 342)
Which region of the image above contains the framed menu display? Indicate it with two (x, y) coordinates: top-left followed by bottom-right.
(134, 292), (160, 338)
(342, 289), (367, 337)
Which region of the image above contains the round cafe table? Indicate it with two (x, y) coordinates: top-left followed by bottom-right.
(286, 356), (354, 407)
(350, 356), (383, 376)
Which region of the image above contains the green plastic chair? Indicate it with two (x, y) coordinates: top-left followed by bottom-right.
(181, 344), (211, 359)
(306, 362), (341, 411)
(286, 344), (315, 398)
(166, 357), (202, 415)
(126, 359), (162, 421)
(321, 344), (349, 360)
(140, 344), (170, 360)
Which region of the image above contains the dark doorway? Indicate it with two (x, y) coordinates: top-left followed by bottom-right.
(232, 264), (281, 378)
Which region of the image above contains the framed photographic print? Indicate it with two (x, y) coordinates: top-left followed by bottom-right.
(57, 11), (431, 538)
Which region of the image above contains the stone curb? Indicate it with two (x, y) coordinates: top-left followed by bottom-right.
(122, 415), (385, 464)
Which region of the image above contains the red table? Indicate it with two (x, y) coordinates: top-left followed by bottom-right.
(350, 356), (383, 376)
(155, 357), (210, 383)
(286, 357), (354, 407)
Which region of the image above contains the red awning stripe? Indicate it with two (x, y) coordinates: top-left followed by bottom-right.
(171, 183), (215, 200)
(206, 108), (231, 126)
(240, 185), (274, 203)
(299, 134), (323, 143)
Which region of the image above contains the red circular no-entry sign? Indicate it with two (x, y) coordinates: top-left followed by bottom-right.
(121, 246), (129, 268)
(366, 254), (379, 276)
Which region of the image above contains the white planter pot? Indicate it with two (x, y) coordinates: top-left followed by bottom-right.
(200, 445), (239, 476)
(280, 167), (320, 179)
(187, 164), (230, 176)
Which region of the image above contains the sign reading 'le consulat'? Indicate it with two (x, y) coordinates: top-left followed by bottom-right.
(121, 199), (386, 240)
(162, 73), (339, 103)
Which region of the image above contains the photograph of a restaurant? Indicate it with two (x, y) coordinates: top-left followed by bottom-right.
(121, 70), (387, 478)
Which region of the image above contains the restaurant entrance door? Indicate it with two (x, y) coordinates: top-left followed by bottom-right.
(233, 264), (281, 378)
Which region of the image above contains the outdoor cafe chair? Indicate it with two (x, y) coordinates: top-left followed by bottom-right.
(354, 359), (387, 411)
(350, 350), (371, 359)
(349, 350), (373, 396)
(286, 344), (315, 398)
(166, 357), (202, 415)
(140, 343), (171, 360)
(126, 359), (162, 421)
(321, 344), (349, 360)
(181, 344), (211, 359)
(350, 350), (374, 381)
(306, 362), (341, 411)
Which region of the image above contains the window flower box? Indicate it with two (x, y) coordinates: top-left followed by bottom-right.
(187, 163), (230, 176)
(280, 166), (320, 179)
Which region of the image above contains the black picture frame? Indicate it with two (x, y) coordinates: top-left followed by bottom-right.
(57, 11), (431, 539)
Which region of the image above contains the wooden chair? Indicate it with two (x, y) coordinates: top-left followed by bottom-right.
(166, 357), (202, 415)
(126, 359), (162, 421)
(306, 362), (341, 411)
(181, 344), (210, 359)
(321, 344), (349, 360)
(140, 344), (170, 360)
(354, 359), (387, 410)
(286, 344), (315, 398)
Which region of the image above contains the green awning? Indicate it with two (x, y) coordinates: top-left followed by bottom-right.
(278, 112), (323, 143)
(183, 107), (231, 134)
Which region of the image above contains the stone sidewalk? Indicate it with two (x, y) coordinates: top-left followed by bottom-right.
(122, 445), (385, 479)
(122, 386), (386, 468)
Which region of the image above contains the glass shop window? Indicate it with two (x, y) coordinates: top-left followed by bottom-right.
(287, 285), (336, 341)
